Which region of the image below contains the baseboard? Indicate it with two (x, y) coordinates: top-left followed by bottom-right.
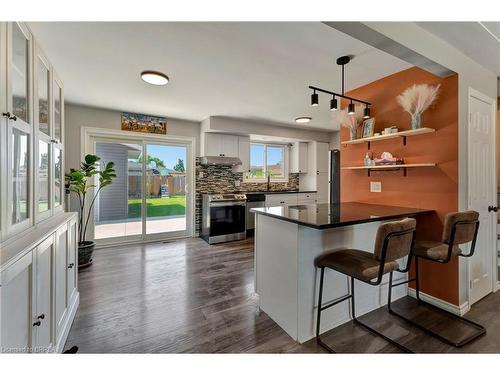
(55, 292), (79, 353)
(407, 288), (469, 316)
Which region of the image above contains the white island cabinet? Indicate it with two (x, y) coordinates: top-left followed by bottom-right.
(252, 202), (432, 343)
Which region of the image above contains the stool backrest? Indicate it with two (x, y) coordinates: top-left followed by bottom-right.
(442, 211), (479, 245)
(374, 218), (416, 262)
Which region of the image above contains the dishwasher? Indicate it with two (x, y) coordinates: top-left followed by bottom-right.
(246, 193), (266, 236)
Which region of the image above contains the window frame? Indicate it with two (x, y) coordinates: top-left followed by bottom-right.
(244, 142), (289, 183)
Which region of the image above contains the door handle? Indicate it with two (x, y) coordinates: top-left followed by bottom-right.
(488, 206), (498, 212)
(33, 320), (41, 327)
(2, 112), (17, 121)
(68, 263), (74, 269)
(37, 314), (45, 320)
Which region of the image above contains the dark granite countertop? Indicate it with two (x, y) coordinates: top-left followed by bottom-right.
(250, 202), (434, 229)
(241, 190), (317, 195)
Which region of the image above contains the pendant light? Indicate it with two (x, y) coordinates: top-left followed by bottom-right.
(311, 90), (319, 107)
(330, 96), (338, 111)
(363, 105), (371, 119)
(348, 101), (355, 115)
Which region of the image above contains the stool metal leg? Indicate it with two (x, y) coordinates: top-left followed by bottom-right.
(315, 269), (412, 353)
(387, 258), (486, 347)
(351, 275), (413, 353)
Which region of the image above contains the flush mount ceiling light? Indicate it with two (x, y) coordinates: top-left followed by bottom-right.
(307, 55), (371, 117)
(295, 116), (312, 124)
(140, 70), (169, 86)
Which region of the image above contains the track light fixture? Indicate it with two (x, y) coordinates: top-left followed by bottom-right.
(348, 101), (355, 115)
(363, 105), (371, 119)
(311, 90), (319, 107)
(307, 55), (371, 117)
(330, 97), (338, 111)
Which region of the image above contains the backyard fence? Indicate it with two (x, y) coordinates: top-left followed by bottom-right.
(129, 174), (186, 198)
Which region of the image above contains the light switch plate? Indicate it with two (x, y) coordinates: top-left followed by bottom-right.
(234, 180), (241, 187)
(370, 181), (382, 193)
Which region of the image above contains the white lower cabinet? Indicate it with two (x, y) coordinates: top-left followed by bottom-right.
(0, 251), (35, 352)
(34, 236), (55, 350)
(0, 214), (78, 353)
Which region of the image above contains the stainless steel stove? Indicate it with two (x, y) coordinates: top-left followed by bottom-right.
(201, 194), (247, 244)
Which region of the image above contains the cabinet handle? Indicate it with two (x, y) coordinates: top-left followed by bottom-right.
(2, 112), (17, 121)
(68, 263), (74, 269)
(33, 320), (41, 327)
(37, 314), (45, 320)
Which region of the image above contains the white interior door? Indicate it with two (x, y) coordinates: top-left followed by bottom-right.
(468, 89), (496, 305)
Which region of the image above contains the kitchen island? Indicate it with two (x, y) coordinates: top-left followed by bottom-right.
(251, 202), (433, 343)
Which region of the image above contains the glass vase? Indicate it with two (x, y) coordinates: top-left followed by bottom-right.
(411, 112), (421, 130)
(350, 127), (357, 140)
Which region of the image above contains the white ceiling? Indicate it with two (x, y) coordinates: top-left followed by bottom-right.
(28, 22), (412, 131)
(417, 22), (500, 78)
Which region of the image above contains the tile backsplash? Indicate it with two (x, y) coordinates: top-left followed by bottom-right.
(195, 157), (299, 233)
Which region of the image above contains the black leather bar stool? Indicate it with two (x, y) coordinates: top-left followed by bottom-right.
(315, 218), (417, 353)
(387, 210), (485, 347)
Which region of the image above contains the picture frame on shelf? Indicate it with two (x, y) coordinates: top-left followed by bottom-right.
(362, 118), (375, 138)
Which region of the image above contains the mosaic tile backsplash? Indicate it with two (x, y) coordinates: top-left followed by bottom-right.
(195, 157), (299, 233)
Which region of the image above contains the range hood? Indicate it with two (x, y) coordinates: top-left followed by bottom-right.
(200, 156), (242, 166)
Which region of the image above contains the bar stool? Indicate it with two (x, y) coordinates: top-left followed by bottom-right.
(387, 210), (485, 347)
(315, 218), (417, 353)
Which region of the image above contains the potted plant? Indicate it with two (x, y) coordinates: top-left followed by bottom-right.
(397, 83), (440, 129)
(66, 154), (116, 268)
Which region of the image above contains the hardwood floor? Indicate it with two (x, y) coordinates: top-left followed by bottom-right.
(65, 237), (500, 353)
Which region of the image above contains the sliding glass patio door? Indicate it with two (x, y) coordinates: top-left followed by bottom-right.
(92, 137), (191, 243)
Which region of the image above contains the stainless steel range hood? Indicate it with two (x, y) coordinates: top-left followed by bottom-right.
(200, 156), (242, 166)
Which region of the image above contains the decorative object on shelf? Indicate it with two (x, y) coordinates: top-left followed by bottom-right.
(396, 83), (440, 130)
(337, 104), (364, 140)
(362, 117), (375, 138)
(308, 55), (372, 120)
(121, 112), (168, 134)
(364, 151), (374, 166)
(66, 154), (116, 268)
(374, 151), (404, 166)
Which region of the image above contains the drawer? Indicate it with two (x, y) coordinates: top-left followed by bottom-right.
(265, 194), (298, 206)
(297, 193), (316, 204)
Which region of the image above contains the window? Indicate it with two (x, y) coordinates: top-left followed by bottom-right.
(246, 143), (287, 181)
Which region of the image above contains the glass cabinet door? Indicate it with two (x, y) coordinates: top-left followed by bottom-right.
(53, 78), (62, 142)
(38, 140), (50, 214)
(8, 22), (32, 231)
(53, 146), (62, 208)
(11, 128), (30, 224)
(11, 22), (29, 124)
(37, 57), (50, 136)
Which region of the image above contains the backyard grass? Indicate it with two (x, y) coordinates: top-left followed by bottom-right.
(128, 195), (186, 218)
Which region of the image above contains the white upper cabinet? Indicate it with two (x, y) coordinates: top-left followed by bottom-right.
(202, 132), (239, 157)
(0, 22), (64, 242)
(290, 142), (308, 174)
(233, 136), (250, 173)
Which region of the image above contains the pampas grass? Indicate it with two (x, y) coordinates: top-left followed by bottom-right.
(336, 104), (364, 134)
(397, 84), (440, 115)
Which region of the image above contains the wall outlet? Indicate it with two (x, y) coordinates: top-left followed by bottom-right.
(234, 180), (241, 187)
(370, 181), (382, 193)
(199, 172), (204, 178)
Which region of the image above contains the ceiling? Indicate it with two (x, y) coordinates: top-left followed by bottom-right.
(417, 22), (500, 78)
(28, 22), (412, 131)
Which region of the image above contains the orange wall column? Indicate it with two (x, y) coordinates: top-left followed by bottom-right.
(340, 67), (459, 304)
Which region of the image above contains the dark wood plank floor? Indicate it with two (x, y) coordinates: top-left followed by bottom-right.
(64, 237), (500, 353)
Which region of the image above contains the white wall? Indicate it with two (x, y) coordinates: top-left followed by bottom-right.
(65, 103), (201, 172)
(201, 116), (334, 142)
(363, 22), (498, 307)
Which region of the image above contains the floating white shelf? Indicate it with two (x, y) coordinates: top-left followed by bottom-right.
(342, 163), (436, 177)
(341, 127), (435, 148)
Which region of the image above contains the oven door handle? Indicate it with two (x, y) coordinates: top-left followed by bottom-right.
(210, 201), (247, 207)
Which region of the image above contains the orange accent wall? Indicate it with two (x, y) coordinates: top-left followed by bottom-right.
(340, 67), (459, 304)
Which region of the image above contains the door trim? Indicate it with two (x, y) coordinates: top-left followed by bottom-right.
(81, 126), (196, 245)
(467, 87), (498, 306)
